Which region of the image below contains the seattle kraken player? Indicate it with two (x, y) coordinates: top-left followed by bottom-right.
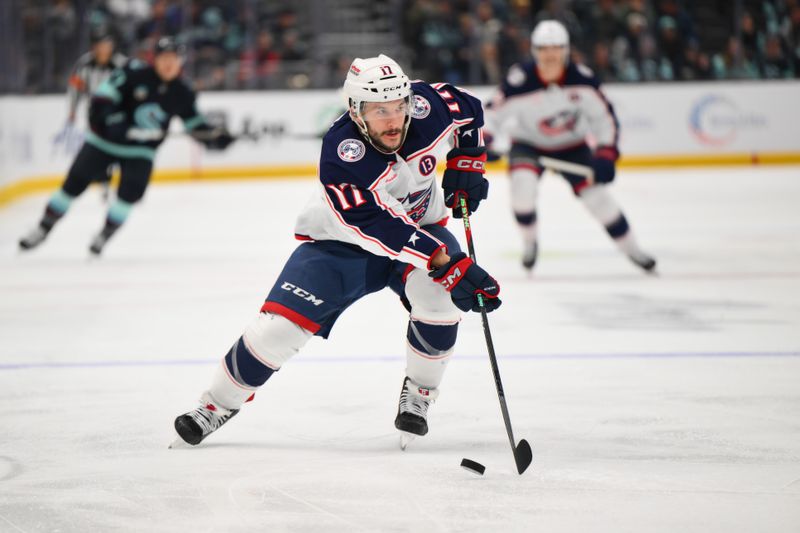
(19, 37), (234, 255)
(172, 54), (500, 449)
(486, 20), (656, 273)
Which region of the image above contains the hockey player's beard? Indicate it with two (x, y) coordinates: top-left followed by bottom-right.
(370, 128), (404, 153)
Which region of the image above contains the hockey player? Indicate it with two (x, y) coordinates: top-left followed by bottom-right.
(19, 37), (234, 255)
(172, 54), (500, 449)
(486, 20), (656, 272)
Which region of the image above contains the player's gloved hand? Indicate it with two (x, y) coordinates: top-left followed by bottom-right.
(429, 252), (501, 313)
(590, 146), (619, 184)
(202, 130), (236, 151)
(442, 147), (489, 219)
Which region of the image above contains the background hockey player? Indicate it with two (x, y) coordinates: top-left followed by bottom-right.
(485, 20), (656, 273)
(172, 54), (501, 450)
(19, 37), (234, 255)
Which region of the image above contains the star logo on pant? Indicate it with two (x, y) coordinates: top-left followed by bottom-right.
(408, 233), (420, 246)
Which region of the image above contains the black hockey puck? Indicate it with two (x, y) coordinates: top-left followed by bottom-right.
(460, 458), (486, 476)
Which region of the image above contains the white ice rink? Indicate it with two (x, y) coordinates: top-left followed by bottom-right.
(1, 167), (799, 532)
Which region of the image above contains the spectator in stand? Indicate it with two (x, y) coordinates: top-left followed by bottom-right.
(589, 0), (623, 46)
(779, 4), (800, 74)
(239, 29), (281, 89)
(136, 0), (183, 41)
(475, 0), (503, 84)
(713, 37), (760, 79)
(657, 16), (684, 79)
(739, 11), (763, 66)
(592, 40), (618, 81)
(46, 0), (79, 91)
(761, 33), (794, 78)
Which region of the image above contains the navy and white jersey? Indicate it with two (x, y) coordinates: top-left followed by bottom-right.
(294, 82), (484, 270)
(486, 60), (619, 152)
(87, 60), (208, 160)
(67, 51), (128, 118)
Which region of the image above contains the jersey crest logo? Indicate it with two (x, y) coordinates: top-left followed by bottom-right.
(411, 95), (431, 119)
(133, 85), (149, 101)
(539, 110), (579, 135)
(337, 139), (366, 162)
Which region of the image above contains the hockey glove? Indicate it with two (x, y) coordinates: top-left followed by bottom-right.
(442, 147), (489, 218)
(590, 146), (619, 184)
(429, 252), (501, 313)
(193, 128), (236, 151)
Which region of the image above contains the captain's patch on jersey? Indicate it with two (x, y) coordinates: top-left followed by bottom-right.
(411, 95), (431, 119)
(337, 139), (366, 162)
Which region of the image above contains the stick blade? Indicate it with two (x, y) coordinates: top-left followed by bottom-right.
(514, 439), (533, 474)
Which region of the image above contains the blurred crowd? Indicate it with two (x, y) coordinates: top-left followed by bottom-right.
(6, 0), (800, 95)
(404, 0), (800, 84)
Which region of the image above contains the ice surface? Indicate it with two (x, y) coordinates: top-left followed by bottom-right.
(1, 167), (799, 532)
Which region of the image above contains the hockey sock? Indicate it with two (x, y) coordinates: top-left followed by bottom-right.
(405, 318), (457, 388)
(107, 199), (133, 226)
(40, 190), (74, 231)
(224, 335), (276, 388)
(515, 211), (538, 246)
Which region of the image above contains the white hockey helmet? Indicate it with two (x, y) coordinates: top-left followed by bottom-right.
(531, 20), (570, 63)
(343, 54), (413, 153)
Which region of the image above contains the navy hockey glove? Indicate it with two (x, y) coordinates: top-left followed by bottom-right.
(429, 252), (501, 313)
(442, 147), (489, 219)
(590, 146), (619, 184)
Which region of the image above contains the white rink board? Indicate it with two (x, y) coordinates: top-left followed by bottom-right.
(2, 81), (800, 190)
(1, 167), (799, 532)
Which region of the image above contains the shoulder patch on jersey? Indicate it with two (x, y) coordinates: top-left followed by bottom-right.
(337, 139), (366, 162)
(576, 63), (595, 78)
(507, 65), (526, 87)
(411, 95), (431, 119)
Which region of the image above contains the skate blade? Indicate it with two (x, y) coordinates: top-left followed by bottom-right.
(399, 432), (416, 451)
(168, 435), (191, 449)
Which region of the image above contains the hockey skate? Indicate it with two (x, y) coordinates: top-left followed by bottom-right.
(395, 377), (439, 450)
(522, 240), (538, 271)
(19, 226), (49, 251)
(171, 393), (239, 447)
(627, 251), (657, 274)
(89, 225), (119, 255)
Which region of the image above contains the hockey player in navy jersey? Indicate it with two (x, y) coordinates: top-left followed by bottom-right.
(18, 37), (234, 255)
(486, 20), (656, 273)
(172, 54), (500, 449)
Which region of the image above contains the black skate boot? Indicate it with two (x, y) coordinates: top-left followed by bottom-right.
(89, 222), (121, 255)
(628, 251), (657, 274)
(522, 240), (538, 271)
(395, 377), (439, 450)
(19, 226), (50, 250)
(172, 393), (239, 446)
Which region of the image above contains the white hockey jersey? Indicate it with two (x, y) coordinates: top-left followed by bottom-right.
(294, 82), (484, 270)
(486, 61), (619, 152)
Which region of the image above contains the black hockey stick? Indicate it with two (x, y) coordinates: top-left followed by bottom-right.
(457, 195), (533, 475)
